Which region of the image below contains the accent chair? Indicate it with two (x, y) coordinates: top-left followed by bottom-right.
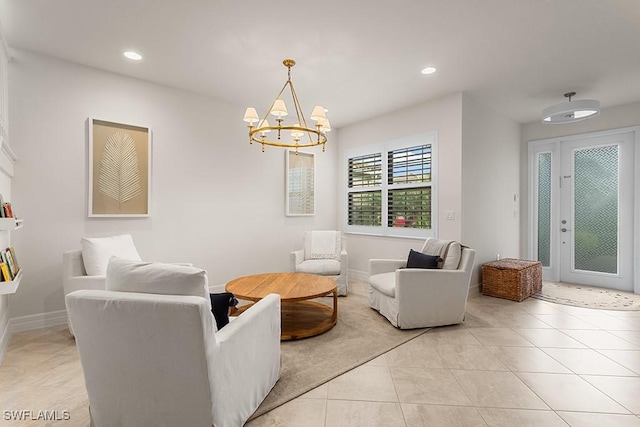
(66, 258), (281, 427)
(290, 230), (348, 296)
(368, 238), (476, 329)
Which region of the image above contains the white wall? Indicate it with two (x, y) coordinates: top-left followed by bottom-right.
(9, 49), (338, 319)
(337, 93), (463, 275)
(461, 94), (521, 287)
(520, 101), (640, 258)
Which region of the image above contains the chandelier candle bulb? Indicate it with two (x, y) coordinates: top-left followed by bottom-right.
(291, 124), (304, 138)
(318, 117), (331, 132)
(258, 119), (271, 136)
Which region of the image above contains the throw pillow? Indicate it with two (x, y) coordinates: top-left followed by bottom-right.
(305, 231), (341, 260)
(105, 258), (210, 309)
(81, 234), (141, 276)
(406, 249), (441, 269)
(422, 238), (462, 270)
(209, 292), (239, 330)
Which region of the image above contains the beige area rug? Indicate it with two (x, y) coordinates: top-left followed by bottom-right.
(532, 281), (640, 310)
(250, 285), (430, 419)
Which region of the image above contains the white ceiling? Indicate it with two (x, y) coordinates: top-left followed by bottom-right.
(1, 0), (639, 128)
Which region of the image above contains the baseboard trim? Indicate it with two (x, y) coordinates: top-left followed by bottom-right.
(10, 309), (68, 333)
(348, 269), (369, 282)
(469, 282), (481, 297)
(208, 284), (226, 294)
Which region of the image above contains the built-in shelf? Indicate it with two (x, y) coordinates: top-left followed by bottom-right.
(0, 269), (22, 295)
(0, 217), (22, 230)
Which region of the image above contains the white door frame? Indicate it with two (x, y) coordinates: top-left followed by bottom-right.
(528, 126), (640, 294)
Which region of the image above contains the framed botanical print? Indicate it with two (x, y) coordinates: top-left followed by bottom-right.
(88, 118), (151, 217)
(285, 150), (315, 216)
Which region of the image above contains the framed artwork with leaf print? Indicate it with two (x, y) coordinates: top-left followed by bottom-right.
(88, 118), (151, 217)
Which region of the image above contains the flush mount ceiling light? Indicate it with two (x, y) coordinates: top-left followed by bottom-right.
(421, 66), (437, 75)
(243, 59), (329, 153)
(123, 51), (142, 60)
(542, 92), (600, 124)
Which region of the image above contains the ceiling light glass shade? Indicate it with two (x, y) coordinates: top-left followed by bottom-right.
(542, 99), (600, 124)
(421, 66), (437, 75)
(123, 51), (142, 60)
(243, 59), (329, 152)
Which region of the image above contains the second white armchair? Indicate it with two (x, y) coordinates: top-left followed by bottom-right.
(368, 238), (475, 329)
(291, 230), (348, 296)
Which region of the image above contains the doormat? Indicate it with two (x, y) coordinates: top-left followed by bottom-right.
(532, 281), (640, 310)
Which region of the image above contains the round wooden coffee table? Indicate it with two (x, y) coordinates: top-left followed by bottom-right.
(226, 272), (337, 340)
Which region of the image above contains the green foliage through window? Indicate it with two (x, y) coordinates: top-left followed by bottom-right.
(346, 139), (434, 235)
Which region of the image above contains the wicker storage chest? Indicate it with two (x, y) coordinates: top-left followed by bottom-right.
(482, 258), (542, 302)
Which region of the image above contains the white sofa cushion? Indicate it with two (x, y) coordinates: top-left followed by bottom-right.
(81, 234), (141, 276)
(296, 259), (341, 275)
(368, 272), (396, 297)
(106, 257), (210, 307)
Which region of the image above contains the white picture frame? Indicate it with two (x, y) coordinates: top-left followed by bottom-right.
(285, 150), (315, 216)
(88, 118), (152, 217)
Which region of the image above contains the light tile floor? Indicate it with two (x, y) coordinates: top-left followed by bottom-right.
(2, 288), (640, 426)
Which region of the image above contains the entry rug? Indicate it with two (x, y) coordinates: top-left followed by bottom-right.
(532, 281), (640, 310)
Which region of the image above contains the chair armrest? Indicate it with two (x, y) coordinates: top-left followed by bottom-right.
(290, 249), (304, 271)
(63, 275), (106, 295)
(63, 250), (86, 277)
(369, 259), (406, 276)
(339, 249), (348, 276)
(395, 268), (471, 320)
(210, 294), (281, 422)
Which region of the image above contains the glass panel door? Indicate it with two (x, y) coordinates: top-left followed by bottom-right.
(559, 133), (633, 291)
(530, 130), (634, 291)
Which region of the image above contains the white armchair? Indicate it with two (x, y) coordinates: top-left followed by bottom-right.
(291, 230), (348, 296)
(65, 260), (281, 427)
(63, 234), (142, 336)
(368, 238), (476, 329)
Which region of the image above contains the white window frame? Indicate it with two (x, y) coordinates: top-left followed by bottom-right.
(344, 132), (438, 239)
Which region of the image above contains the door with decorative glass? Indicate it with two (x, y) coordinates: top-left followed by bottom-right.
(531, 131), (634, 291)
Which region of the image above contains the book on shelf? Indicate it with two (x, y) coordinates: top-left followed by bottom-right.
(0, 251), (12, 280)
(0, 262), (11, 282)
(8, 247), (19, 273)
(2, 202), (13, 218)
(4, 249), (16, 278)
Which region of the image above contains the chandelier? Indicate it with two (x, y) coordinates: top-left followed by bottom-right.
(243, 59), (330, 153)
(542, 92), (600, 124)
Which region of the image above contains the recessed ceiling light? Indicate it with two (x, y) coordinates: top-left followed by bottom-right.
(123, 51), (143, 61)
(421, 66), (437, 75)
